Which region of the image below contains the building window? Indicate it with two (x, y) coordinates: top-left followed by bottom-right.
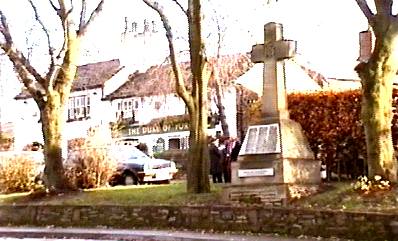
(153, 138), (165, 153)
(155, 101), (162, 110)
(168, 138), (180, 150)
(68, 95), (90, 121)
(180, 137), (189, 150)
(115, 99), (140, 124)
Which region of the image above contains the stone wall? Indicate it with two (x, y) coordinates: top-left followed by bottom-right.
(0, 205), (397, 241)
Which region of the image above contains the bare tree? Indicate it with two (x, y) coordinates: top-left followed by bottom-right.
(208, 6), (230, 138)
(0, 0), (105, 192)
(354, 0), (398, 181)
(143, 0), (210, 193)
(212, 63), (230, 137)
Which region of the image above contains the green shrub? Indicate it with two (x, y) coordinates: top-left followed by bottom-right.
(65, 148), (117, 189)
(0, 156), (43, 193)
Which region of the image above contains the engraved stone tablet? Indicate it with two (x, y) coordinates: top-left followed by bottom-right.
(238, 168), (275, 177)
(239, 123), (281, 155)
(244, 128), (258, 154)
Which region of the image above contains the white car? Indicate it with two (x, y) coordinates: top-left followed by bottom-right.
(106, 145), (178, 185)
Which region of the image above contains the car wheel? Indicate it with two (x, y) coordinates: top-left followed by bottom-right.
(123, 173), (138, 185)
(160, 179), (170, 185)
(152, 179), (170, 185)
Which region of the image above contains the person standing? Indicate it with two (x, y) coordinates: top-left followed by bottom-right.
(208, 137), (223, 183)
(230, 138), (242, 162)
(221, 137), (232, 183)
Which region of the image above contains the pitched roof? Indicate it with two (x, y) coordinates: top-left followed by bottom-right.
(15, 59), (122, 99)
(72, 59), (122, 91)
(297, 63), (329, 88)
(104, 53), (253, 100)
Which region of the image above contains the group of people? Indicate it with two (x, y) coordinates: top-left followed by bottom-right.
(208, 136), (241, 183)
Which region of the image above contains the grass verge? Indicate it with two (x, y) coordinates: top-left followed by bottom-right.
(290, 181), (398, 212)
(1, 181), (398, 213)
(0, 181), (223, 206)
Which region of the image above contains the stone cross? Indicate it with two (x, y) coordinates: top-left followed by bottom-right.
(251, 22), (296, 120)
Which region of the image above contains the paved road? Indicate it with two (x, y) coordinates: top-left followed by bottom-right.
(0, 227), (348, 241)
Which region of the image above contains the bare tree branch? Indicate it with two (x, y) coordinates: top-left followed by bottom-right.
(355, 0), (375, 24)
(0, 12), (12, 44)
(211, 7), (225, 59)
(171, 0), (188, 18)
(57, 0), (67, 17)
(49, 0), (61, 16)
(53, 0), (72, 60)
(0, 11), (46, 87)
(375, 0), (393, 15)
(28, 0), (58, 86)
(28, 0), (52, 51)
(0, 43), (45, 108)
(0, 42), (46, 88)
(77, 0), (105, 37)
(143, 0), (194, 111)
(55, 0), (74, 27)
(79, 0), (87, 31)
(160, 49), (189, 65)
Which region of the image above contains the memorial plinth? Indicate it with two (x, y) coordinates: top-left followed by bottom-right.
(222, 22), (320, 205)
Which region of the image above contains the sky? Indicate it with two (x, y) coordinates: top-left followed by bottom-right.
(0, 0), (372, 122)
(88, 0), (368, 80)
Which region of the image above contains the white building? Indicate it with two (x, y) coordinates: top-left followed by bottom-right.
(12, 48), (350, 155)
(103, 53), (255, 154)
(13, 59), (125, 151)
(11, 17), (164, 152)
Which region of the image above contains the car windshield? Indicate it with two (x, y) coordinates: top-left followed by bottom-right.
(111, 145), (149, 161)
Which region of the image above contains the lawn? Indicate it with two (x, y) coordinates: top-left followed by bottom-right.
(0, 180), (223, 206)
(290, 181), (398, 213)
(1, 180), (398, 213)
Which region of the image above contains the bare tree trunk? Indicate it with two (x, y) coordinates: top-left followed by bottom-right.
(187, 109), (209, 193)
(40, 94), (69, 191)
(213, 65), (230, 137)
(211, 9), (229, 138)
(355, 8), (398, 181)
(40, 30), (80, 192)
(143, 0), (210, 193)
(186, 0), (210, 193)
(354, 0), (398, 182)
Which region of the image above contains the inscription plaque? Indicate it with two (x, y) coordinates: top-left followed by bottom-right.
(238, 168), (275, 177)
(240, 123), (281, 155)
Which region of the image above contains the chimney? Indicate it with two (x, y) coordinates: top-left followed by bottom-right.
(132, 21), (137, 33)
(151, 20), (157, 33)
(123, 17), (128, 35)
(358, 30), (372, 63)
(143, 19), (150, 33)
